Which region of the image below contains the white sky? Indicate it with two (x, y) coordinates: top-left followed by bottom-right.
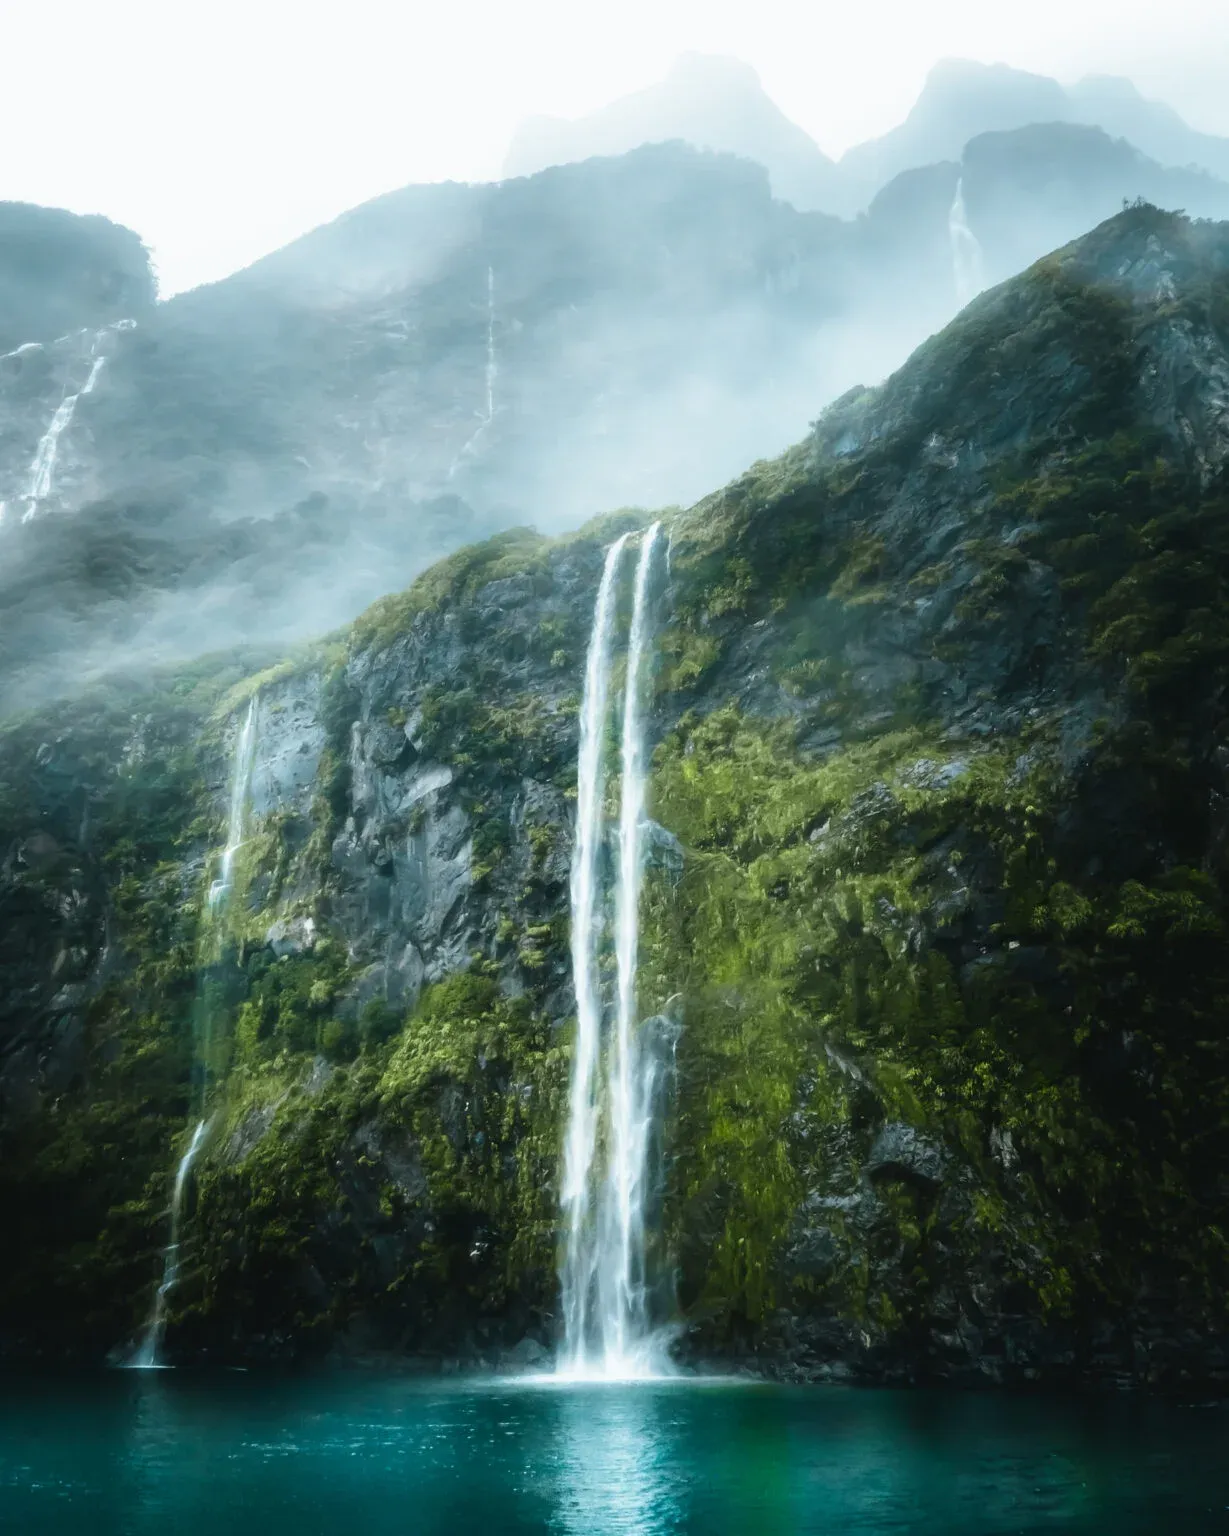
(2, 0), (1227, 297)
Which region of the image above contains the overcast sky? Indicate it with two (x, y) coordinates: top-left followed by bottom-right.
(3, 0), (1227, 296)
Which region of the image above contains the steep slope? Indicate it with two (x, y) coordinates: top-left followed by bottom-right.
(2, 205), (1227, 1384)
(857, 124), (1229, 326)
(0, 203), (154, 354)
(504, 53), (839, 211)
(1069, 74), (1229, 184)
(9, 132), (1225, 717)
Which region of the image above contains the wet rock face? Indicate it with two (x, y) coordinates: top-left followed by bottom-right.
(3, 209), (1229, 1383)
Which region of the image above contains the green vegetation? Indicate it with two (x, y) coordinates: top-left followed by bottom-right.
(3, 211), (1228, 1374)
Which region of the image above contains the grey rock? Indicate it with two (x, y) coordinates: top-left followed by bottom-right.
(866, 1122), (948, 1188)
(266, 914), (317, 956)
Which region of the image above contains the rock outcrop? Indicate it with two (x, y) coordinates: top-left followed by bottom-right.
(2, 207), (1228, 1389)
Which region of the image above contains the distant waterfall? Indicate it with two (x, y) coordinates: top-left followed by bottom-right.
(208, 698), (260, 910)
(21, 353), (105, 519)
(559, 523), (668, 1380)
(129, 698), (259, 1369)
(18, 322), (133, 521)
(484, 264), (497, 424)
(447, 265), (498, 478)
(949, 176), (986, 308)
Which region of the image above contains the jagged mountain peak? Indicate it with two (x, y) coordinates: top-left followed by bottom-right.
(838, 57), (1229, 214)
(0, 202), (155, 353)
(502, 52), (837, 211)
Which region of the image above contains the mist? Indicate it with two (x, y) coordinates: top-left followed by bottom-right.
(3, 59), (1229, 714)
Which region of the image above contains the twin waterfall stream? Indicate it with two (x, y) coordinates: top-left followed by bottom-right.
(560, 523), (669, 1379)
(130, 525), (671, 1377)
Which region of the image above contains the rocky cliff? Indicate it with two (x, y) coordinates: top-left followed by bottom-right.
(3, 205), (1229, 1387)
(8, 138), (1227, 718)
(0, 203), (154, 355)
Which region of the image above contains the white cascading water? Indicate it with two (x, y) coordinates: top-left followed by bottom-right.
(447, 265), (498, 477)
(21, 347), (107, 521)
(600, 520), (663, 1372)
(483, 264), (497, 424)
(131, 698), (259, 1368)
(558, 523), (667, 1380)
(949, 176), (986, 308)
(208, 698), (259, 909)
(130, 1118), (211, 1369)
(560, 531), (630, 1374)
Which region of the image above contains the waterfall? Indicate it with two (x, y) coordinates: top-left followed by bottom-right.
(208, 698), (259, 909)
(130, 1118), (210, 1369)
(484, 264), (497, 424)
(601, 521), (662, 1370)
(560, 532), (630, 1373)
(949, 176), (986, 308)
(129, 698), (259, 1368)
(20, 341), (108, 521)
(558, 522), (667, 1380)
(447, 265), (498, 478)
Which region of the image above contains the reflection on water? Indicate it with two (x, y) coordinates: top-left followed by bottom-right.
(0, 1371), (1225, 1536)
(550, 1386), (681, 1536)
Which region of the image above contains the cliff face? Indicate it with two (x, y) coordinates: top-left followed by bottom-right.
(0, 203), (155, 354)
(3, 207), (1229, 1385)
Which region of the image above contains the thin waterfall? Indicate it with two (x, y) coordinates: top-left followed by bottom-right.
(208, 698), (259, 909)
(130, 1118), (210, 1369)
(949, 176), (986, 308)
(447, 265), (498, 477)
(129, 697), (260, 1368)
(558, 523), (667, 1380)
(560, 533), (630, 1374)
(484, 264), (497, 424)
(21, 341), (108, 520)
(601, 521), (662, 1372)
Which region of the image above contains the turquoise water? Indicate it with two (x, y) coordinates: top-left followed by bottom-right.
(1, 1372), (1226, 1534)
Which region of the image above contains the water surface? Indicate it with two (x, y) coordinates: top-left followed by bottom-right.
(1, 1370), (1226, 1534)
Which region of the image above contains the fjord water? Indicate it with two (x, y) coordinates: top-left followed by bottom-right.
(2, 1372), (1226, 1535)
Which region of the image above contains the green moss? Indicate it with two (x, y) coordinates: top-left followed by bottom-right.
(641, 695), (1229, 1343)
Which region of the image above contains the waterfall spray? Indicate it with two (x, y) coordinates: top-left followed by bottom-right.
(129, 698), (260, 1368)
(949, 176), (986, 308)
(558, 523), (668, 1380)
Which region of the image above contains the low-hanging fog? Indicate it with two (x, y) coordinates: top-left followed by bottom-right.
(3, 55), (1229, 714)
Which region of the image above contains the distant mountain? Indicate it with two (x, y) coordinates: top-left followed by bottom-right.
(0, 147), (854, 709)
(856, 122), (1229, 320)
(0, 203), (155, 354)
(1068, 75), (1229, 183)
(503, 52), (839, 211)
(503, 55), (1229, 219)
(4, 127), (1227, 712)
(838, 59), (1229, 212)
